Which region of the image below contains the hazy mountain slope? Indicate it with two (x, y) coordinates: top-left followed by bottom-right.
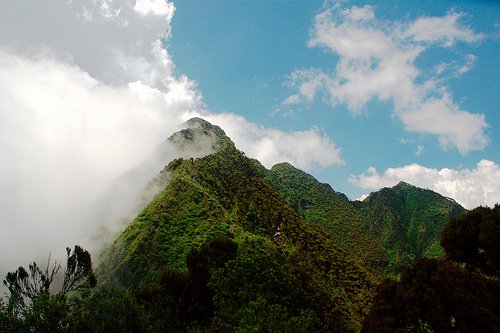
(98, 119), (377, 330)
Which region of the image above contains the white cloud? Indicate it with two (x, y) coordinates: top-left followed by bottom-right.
(0, 0), (346, 278)
(182, 112), (344, 171)
(415, 145), (424, 157)
(342, 5), (374, 22)
(400, 93), (488, 154)
(433, 54), (477, 78)
(283, 94), (301, 106)
(285, 4), (487, 154)
(0, 50), (200, 275)
(0, 0), (176, 89)
(350, 160), (500, 209)
(456, 54), (477, 75)
(0, 0), (201, 277)
(134, 0), (174, 17)
(404, 12), (483, 46)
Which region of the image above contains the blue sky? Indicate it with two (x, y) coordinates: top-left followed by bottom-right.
(168, 0), (499, 206)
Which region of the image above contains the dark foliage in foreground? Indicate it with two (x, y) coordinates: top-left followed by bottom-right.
(362, 205), (500, 333)
(1, 246), (96, 333)
(441, 204), (500, 276)
(361, 258), (500, 333)
(0, 237), (358, 332)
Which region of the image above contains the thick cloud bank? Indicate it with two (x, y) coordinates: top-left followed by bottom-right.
(0, 0), (342, 276)
(350, 160), (500, 209)
(0, 50), (193, 273)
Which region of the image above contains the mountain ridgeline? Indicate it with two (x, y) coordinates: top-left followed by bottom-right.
(95, 118), (466, 330)
(2, 118), (496, 332)
(261, 163), (466, 275)
(98, 118), (376, 331)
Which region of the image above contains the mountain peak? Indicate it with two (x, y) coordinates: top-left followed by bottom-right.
(271, 161), (299, 172)
(394, 181), (414, 189)
(166, 117), (235, 155)
(182, 117), (227, 138)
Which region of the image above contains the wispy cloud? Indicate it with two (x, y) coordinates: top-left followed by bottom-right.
(415, 145), (424, 157)
(285, 4), (487, 154)
(350, 160), (500, 209)
(403, 11), (482, 46)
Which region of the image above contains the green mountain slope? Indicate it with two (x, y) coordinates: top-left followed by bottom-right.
(359, 182), (466, 271)
(260, 162), (388, 274)
(259, 162), (466, 275)
(98, 119), (377, 331)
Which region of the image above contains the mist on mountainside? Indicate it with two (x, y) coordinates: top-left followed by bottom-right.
(0, 0), (342, 282)
(0, 115), (217, 283)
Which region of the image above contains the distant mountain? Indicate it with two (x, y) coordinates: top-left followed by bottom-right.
(260, 163), (466, 275)
(98, 119), (376, 331)
(260, 162), (389, 274)
(358, 182), (466, 272)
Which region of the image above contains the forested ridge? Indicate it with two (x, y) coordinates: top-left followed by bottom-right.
(260, 162), (466, 276)
(1, 119), (498, 332)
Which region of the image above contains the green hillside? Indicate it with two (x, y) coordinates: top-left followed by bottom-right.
(97, 118), (377, 331)
(260, 162), (389, 274)
(359, 182), (466, 272)
(2, 118), (495, 333)
(258, 161), (466, 276)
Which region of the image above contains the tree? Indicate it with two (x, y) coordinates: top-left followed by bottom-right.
(1, 246), (96, 332)
(135, 236), (238, 331)
(3, 256), (59, 307)
(363, 206), (500, 332)
(362, 258), (500, 333)
(60, 246), (97, 296)
(441, 204), (500, 276)
(4, 246), (96, 302)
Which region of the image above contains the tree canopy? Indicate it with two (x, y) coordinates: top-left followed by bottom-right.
(441, 204), (499, 276)
(362, 206), (500, 332)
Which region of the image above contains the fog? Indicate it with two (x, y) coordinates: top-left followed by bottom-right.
(0, 0), (200, 279)
(0, 51), (214, 279)
(0, 0), (343, 282)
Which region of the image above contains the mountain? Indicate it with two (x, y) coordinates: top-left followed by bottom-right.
(260, 162), (389, 274)
(358, 182), (466, 272)
(96, 118), (464, 330)
(98, 118), (376, 331)
(0, 118), (490, 332)
(259, 162), (466, 275)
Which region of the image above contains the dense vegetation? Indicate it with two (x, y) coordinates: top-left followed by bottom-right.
(98, 119), (376, 330)
(441, 205), (500, 276)
(261, 163), (466, 276)
(362, 205), (500, 332)
(1, 119), (497, 332)
(360, 182), (466, 272)
(0, 246), (97, 332)
(261, 163), (388, 274)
